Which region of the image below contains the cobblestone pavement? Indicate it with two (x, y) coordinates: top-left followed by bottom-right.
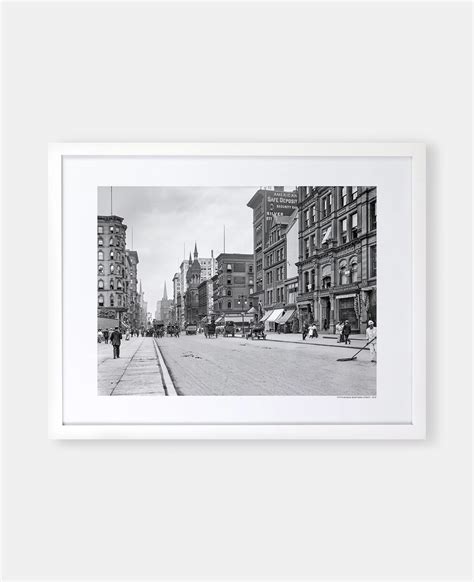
(155, 333), (376, 396)
(97, 336), (166, 396)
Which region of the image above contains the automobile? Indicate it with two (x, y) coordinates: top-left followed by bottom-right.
(185, 323), (198, 335)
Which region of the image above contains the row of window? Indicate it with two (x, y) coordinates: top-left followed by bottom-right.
(302, 186), (358, 204)
(217, 299), (255, 310)
(224, 263), (252, 273)
(98, 293), (124, 308)
(266, 265), (285, 285)
(98, 250), (123, 261)
(266, 287), (285, 305)
(98, 264), (123, 276)
(301, 245), (376, 292)
(98, 279), (123, 291)
(265, 247), (285, 267)
(98, 225), (121, 234)
(97, 236), (124, 248)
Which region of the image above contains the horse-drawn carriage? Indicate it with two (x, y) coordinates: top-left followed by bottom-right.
(204, 321), (217, 338)
(167, 324), (180, 337)
(246, 322), (267, 340)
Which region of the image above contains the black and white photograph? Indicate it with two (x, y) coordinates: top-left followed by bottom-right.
(97, 186), (377, 396)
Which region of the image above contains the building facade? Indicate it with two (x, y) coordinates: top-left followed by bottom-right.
(159, 282), (173, 324)
(247, 187), (298, 317)
(97, 215), (129, 327)
(261, 211), (299, 331)
(296, 186), (377, 334)
(213, 253), (254, 324)
(185, 244), (202, 324)
(125, 250), (141, 330)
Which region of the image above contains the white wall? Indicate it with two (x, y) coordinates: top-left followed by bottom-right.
(1, 2), (471, 580)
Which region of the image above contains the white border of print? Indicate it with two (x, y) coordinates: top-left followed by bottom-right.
(48, 143), (426, 440)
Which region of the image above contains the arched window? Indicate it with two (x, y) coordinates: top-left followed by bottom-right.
(350, 257), (358, 283)
(109, 225), (114, 233)
(227, 301), (232, 309)
(110, 279), (114, 290)
(98, 279), (104, 290)
(110, 250), (114, 260)
(110, 264), (115, 274)
(117, 295), (122, 307)
(109, 237), (114, 246)
(98, 264), (104, 275)
(98, 238), (103, 246)
(322, 276), (331, 289)
(227, 289), (232, 296)
(98, 294), (104, 306)
(98, 250), (104, 260)
(110, 294), (114, 307)
(117, 280), (122, 290)
(339, 260), (348, 285)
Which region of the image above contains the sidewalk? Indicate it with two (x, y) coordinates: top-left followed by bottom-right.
(98, 336), (166, 396)
(257, 331), (370, 350)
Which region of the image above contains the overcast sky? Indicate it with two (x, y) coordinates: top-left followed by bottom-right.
(98, 187), (257, 313)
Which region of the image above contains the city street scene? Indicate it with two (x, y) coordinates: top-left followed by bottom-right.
(97, 186), (377, 396)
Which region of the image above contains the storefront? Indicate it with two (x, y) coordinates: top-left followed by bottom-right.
(275, 308), (296, 333)
(335, 293), (360, 332)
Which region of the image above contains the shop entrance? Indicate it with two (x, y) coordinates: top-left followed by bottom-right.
(320, 297), (331, 331)
(338, 297), (359, 331)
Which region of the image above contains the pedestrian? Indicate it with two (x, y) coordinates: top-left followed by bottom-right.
(309, 322), (318, 339)
(366, 320), (377, 362)
(97, 329), (104, 343)
(103, 328), (109, 344)
(110, 326), (122, 359)
(323, 318), (328, 331)
(335, 321), (343, 343)
(302, 321), (309, 341)
(125, 328), (130, 341)
(342, 320), (352, 345)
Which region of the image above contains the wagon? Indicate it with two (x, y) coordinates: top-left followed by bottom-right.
(205, 322), (217, 338)
(246, 322), (266, 340)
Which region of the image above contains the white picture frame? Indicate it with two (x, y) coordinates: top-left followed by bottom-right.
(48, 142), (426, 439)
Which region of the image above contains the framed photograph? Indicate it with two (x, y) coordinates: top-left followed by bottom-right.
(48, 143), (426, 439)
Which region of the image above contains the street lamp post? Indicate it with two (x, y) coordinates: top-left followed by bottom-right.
(237, 295), (248, 338)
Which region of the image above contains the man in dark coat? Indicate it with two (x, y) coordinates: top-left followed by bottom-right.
(110, 327), (122, 359)
(342, 320), (352, 345)
(103, 329), (109, 344)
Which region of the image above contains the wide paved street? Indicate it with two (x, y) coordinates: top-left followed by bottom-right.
(155, 333), (376, 396)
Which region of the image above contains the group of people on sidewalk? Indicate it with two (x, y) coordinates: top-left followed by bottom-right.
(302, 322), (318, 341)
(300, 319), (377, 362)
(336, 320), (353, 345)
(96, 327), (123, 358)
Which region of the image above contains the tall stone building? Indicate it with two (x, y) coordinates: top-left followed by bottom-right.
(125, 250), (140, 330)
(175, 247), (217, 328)
(213, 253), (254, 326)
(185, 243), (202, 323)
(295, 186), (377, 333)
(97, 215), (128, 328)
(159, 282), (173, 324)
(247, 187), (298, 317)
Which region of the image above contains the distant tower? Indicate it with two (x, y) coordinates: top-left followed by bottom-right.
(186, 242), (202, 322)
(163, 281), (168, 301)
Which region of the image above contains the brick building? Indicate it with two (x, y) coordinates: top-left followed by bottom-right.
(213, 253), (254, 327)
(296, 186), (377, 334)
(246, 187), (298, 318)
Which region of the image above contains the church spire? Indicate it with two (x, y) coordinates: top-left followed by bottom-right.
(194, 241), (198, 259)
(188, 251), (192, 263)
(163, 281), (168, 301)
